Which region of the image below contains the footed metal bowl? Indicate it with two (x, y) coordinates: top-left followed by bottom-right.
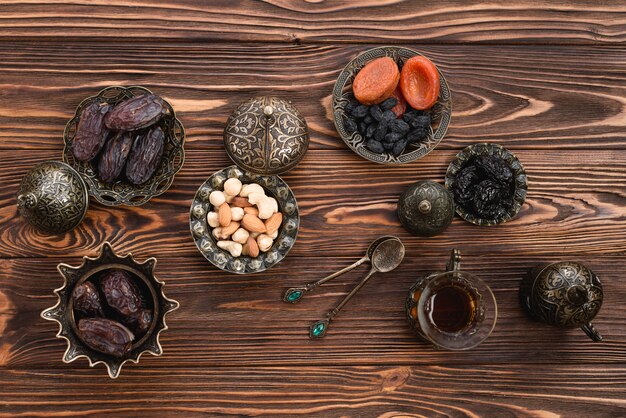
(190, 165), (299, 274)
(445, 143), (528, 226)
(41, 242), (179, 378)
(63, 86), (185, 206)
(332, 46), (451, 165)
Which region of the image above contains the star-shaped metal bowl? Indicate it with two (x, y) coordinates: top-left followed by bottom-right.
(41, 242), (179, 378)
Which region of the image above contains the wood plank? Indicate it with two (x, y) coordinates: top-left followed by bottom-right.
(0, 1), (625, 44)
(1, 365), (625, 416)
(2, 254), (625, 369)
(2, 148), (626, 259)
(1, 42), (625, 151)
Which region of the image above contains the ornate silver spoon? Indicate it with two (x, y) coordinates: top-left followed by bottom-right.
(283, 236), (396, 304)
(310, 237), (405, 338)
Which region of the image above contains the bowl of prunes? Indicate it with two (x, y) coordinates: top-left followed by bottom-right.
(445, 143), (528, 226)
(332, 46), (451, 164)
(63, 86), (185, 206)
(41, 242), (179, 378)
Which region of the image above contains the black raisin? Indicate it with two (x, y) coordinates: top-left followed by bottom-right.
(407, 127), (428, 143)
(382, 110), (397, 121)
(393, 139), (408, 156)
(370, 105), (383, 121)
(358, 120), (368, 134)
(365, 123), (377, 138)
(383, 141), (394, 151)
(344, 117), (358, 133)
(380, 97), (398, 111)
(365, 139), (384, 154)
(384, 132), (403, 143)
(344, 101), (358, 115)
(374, 120), (388, 141)
(363, 115), (373, 125)
(410, 114), (431, 129)
(388, 119), (410, 135)
(351, 105), (369, 119)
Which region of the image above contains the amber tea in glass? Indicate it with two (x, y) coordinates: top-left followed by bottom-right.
(406, 249), (497, 350)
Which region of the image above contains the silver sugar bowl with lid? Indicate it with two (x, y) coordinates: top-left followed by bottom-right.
(397, 180), (455, 237)
(223, 96), (309, 175)
(16, 161), (89, 234)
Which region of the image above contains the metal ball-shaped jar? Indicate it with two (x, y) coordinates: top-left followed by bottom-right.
(223, 96), (309, 175)
(16, 161), (88, 234)
(397, 180), (455, 237)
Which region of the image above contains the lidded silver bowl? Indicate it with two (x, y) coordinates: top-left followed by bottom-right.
(16, 161), (89, 234)
(223, 96), (309, 175)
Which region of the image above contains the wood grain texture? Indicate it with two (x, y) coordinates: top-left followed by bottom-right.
(0, 42), (625, 151)
(2, 255), (625, 369)
(1, 1), (626, 44)
(1, 365), (625, 417)
(2, 148), (626, 259)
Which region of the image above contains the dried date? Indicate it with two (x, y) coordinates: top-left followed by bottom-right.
(122, 308), (153, 335)
(105, 94), (166, 131)
(100, 269), (142, 317)
(72, 102), (111, 162)
(125, 126), (165, 185)
(72, 281), (104, 317)
(97, 131), (134, 183)
(77, 318), (134, 357)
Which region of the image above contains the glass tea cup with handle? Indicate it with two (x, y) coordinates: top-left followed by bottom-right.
(406, 249), (497, 350)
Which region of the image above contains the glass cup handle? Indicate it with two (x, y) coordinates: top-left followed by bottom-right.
(581, 322), (603, 342)
(446, 249), (461, 272)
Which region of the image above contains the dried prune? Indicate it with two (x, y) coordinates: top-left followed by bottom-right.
(72, 102), (112, 162)
(365, 139), (384, 153)
(100, 269), (142, 317)
(78, 318), (134, 357)
(72, 281), (104, 317)
(452, 165), (478, 204)
(105, 94), (166, 131)
(475, 155), (513, 185)
(122, 308), (153, 335)
(474, 180), (510, 218)
(97, 131), (134, 183)
(344, 117), (358, 133)
(125, 126), (165, 185)
(388, 119), (410, 135)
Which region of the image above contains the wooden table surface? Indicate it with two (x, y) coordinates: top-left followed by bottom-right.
(1, 1), (626, 416)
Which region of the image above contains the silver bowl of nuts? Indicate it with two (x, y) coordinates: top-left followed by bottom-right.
(189, 165), (299, 274)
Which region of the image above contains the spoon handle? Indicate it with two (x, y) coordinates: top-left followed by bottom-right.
(309, 268), (377, 338)
(283, 256), (368, 303)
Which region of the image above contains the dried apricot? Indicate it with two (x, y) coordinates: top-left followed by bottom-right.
(399, 55), (440, 110)
(390, 86), (407, 118)
(352, 57), (400, 105)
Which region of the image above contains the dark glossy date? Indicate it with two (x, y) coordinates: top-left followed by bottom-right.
(122, 308), (153, 335)
(104, 94), (166, 131)
(78, 318), (134, 357)
(72, 281), (104, 317)
(97, 130), (134, 183)
(72, 102), (111, 162)
(100, 269), (142, 317)
(125, 126), (165, 185)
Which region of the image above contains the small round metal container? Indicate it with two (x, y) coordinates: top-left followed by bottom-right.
(445, 143), (528, 226)
(397, 180), (454, 237)
(520, 261), (603, 342)
(16, 161), (89, 234)
(190, 165), (299, 274)
(223, 96), (309, 175)
(63, 86), (185, 206)
(41, 242), (179, 378)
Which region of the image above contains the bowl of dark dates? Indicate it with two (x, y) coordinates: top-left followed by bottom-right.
(41, 242), (179, 378)
(63, 86), (185, 206)
(332, 46), (451, 164)
(445, 143), (528, 226)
